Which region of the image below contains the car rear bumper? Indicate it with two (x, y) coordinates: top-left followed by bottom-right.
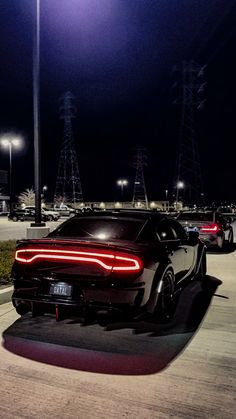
(12, 282), (146, 314)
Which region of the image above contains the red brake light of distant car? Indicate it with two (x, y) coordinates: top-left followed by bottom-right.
(200, 223), (220, 233)
(15, 248), (142, 273)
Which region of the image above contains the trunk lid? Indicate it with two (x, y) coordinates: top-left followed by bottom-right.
(15, 238), (144, 280)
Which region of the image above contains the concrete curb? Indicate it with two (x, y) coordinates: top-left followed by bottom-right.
(0, 286), (13, 305)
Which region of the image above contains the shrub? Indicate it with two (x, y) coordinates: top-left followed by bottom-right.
(0, 240), (16, 285)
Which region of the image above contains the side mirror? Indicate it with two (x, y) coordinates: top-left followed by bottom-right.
(188, 230), (199, 245)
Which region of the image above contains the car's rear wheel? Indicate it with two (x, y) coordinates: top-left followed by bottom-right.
(47, 215), (53, 221)
(154, 268), (176, 322)
(12, 216), (18, 222)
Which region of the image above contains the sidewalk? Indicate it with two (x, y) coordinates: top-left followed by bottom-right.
(0, 286), (13, 305)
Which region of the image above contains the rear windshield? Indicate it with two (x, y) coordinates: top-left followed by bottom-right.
(52, 217), (145, 241)
(177, 212), (213, 222)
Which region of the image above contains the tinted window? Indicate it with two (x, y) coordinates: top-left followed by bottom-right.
(177, 212), (213, 222)
(53, 217), (145, 241)
(155, 220), (176, 241)
(170, 220), (187, 240)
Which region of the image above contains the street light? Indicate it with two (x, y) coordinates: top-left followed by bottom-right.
(0, 134), (23, 211)
(176, 180), (184, 209)
(32, 0), (44, 227)
(42, 185), (47, 201)
(165, 189), (169, 212)
(117, 179), (128, 203)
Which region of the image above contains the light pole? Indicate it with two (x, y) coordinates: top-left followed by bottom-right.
(32, 0), (44, 226)
(42, 185), (47, 201)
(117, 179), (128, 205)
(176, 181), (184, 209)
(0, 134), (22, 211)
(165, 189), (169, 212)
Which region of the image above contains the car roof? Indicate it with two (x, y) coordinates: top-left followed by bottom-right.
(73, 209), (166, 221)
(177, 210), (216, 214)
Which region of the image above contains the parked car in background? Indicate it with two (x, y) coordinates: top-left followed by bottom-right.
(53, 204), (76, 217)
(24, 206), (60, 221)
(8, 208), (48, 222)
(217, 206), (233, 213)
(12, 209), (206, 325)
(176, 210), (234, 250)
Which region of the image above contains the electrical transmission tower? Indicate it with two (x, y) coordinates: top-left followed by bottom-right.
(173, 60), (206, 205)
(54, 91), (83, 204)
(132, 146), (148, 209)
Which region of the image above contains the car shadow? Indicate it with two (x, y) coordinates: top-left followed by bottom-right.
(2, 275), (221, 376)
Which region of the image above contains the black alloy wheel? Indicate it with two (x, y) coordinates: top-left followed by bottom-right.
(154, 268), (176, 322)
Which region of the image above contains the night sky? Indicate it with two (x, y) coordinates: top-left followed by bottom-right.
(0, 0), (236, 204)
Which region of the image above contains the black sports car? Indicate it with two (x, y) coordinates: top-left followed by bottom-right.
(12, 210), (207, 324)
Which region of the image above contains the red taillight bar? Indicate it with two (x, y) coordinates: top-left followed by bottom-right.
(201, 223), (219, 233)
(15, 248), (142, 272)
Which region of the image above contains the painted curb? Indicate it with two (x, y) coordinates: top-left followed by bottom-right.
(0, 286), (13, 305)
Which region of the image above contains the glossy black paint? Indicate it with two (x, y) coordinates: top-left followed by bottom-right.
(12, 210), (206, 322)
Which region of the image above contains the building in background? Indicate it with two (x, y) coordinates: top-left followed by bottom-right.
(0, 169), (9, 212)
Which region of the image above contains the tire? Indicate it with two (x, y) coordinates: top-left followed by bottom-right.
(47, 215), (53, 221)
(12, 216), (18, 222)
(154, 268), (176, 322)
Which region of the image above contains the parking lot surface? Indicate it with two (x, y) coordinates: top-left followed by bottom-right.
(0, 216), (62, 240)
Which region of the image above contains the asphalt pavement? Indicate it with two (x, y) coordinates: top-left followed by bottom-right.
(0, 216), (62, 241)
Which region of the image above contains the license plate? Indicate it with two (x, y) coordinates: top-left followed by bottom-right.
(50, 283), (72, 296)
